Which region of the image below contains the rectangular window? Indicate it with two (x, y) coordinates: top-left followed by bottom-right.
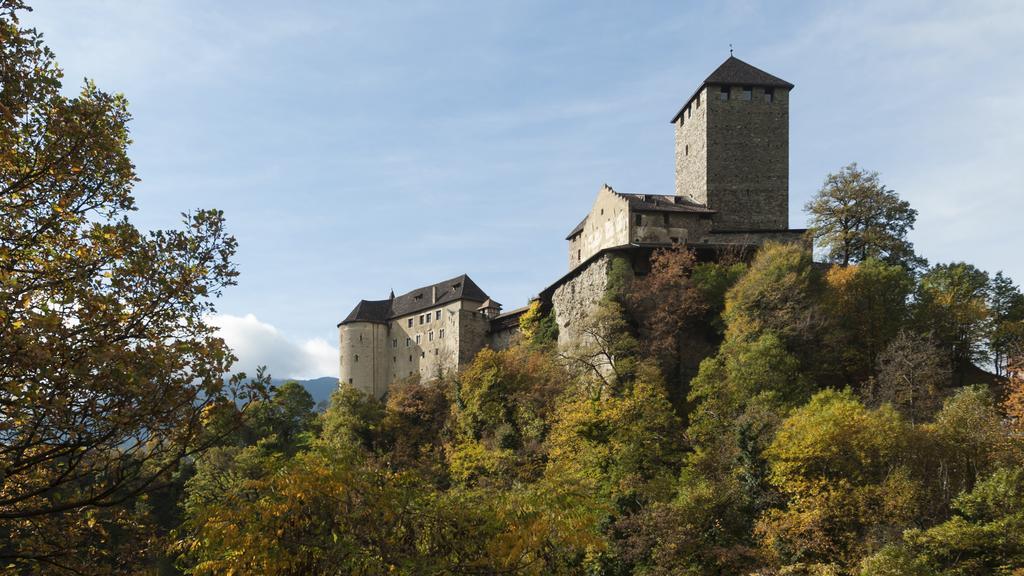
(719, 86), (729, 100)
(421, 351), (425, 358)
(434, 349), (438, 356)
(406, 337), (410, 346)
(634, 214), (642, 226)
(348, 378), (353, 384)
(392, 339), (397, 348)
(392, 356), (396, 363)
(764, 88), (774, 103)
(577, 249), (581, 260)
(428, 331), (434, 342)
(741, 86), (752, 101)
(685, 144), (688, 156)
(415, 334), (421, 344)
(409, 355), (412, 362)
(435, 310), (441, 320)
(419, 314), (424, 325)
(354, 354), (359, 362)
(439, 328), (445, 339)
(408, 318), (413, 328)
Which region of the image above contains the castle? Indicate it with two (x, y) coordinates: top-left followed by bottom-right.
(339, 56), (806, 398)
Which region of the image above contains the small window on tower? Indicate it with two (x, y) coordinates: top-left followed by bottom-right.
(577, 249), (581, 260)
(429, 331), (433, 342)
(408, 318), (413, 328)
(764, 88), (774, 103)
(635, 214), (642, 226)
(415, 334), (421, 344)
(354, 354), (359, 362)
(720, 86), (729, 100)
(435, 310), (441, 320)
(392, 339), (397, 348)
(685, 144), (689, 156)
(439, 328), (445, 338)
(741, 86), (752, 101)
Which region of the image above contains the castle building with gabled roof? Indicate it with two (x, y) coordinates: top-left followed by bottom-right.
(339, 56), (806, 398)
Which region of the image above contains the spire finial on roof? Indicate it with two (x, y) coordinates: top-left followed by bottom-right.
(729, 43), (733, 56)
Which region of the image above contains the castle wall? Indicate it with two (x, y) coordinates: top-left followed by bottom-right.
(675, 86), (709, 202)
(552, 253), (633, 349)
(705, 85), (789, 231)
(339, 322), (389, 398)
(340, 299), (487, 398)
(568, 186), (630, 268)
(631, 211), (714, 245)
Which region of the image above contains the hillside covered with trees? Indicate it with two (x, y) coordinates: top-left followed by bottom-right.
(3, 2), (1024, 574)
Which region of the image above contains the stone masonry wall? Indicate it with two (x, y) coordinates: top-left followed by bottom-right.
(675, 86), (709, 202)
(705, 85), (789, 231)
(568, 186), (630, 269)
(552, 253), (633, 349)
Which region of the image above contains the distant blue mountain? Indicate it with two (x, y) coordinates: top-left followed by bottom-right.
(271, 376), (339, 408)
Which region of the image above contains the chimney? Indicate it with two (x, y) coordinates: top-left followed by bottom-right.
(432, 286), (437, 303)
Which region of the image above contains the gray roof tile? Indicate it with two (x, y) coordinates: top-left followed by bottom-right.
(671, 56), (794, 122)
(340, 274), (490, 325)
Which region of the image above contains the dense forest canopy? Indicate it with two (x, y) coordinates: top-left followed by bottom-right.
(3, 2), (1024, 574)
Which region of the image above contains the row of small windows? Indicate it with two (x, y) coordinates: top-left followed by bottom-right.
(391, 328), (445, 348)
(679, 86), (775, 124)
(392, 348), (439, 363)
(719, 85), (773, 103)
(408, 310), (443, 327)
(633, 212), (711, 227)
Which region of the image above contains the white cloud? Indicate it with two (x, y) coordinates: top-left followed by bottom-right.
(206, 313), (338, 380)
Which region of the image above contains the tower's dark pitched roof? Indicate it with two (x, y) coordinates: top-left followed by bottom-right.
(339, 274), (490, 325)
(671, 56), (794, 122)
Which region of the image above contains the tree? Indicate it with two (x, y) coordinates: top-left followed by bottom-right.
(822, 259), (914, 384)
(860, 467), (1024, 576)
(245, 380), (318, 454)
(518, 300), (558, 349)
(758, 389), (919, 572)
(988, 271), (1024, 377)
(0, 3), (261, 570)
(626, 245), (708, 383)
(915, 262), (992, 370)
(805, 163), (925, 270)
(722, 241), (825, 361)
(865, 330), (949, 424)
(448, 346), (566, 486)
(1006, 354), (1024, 433)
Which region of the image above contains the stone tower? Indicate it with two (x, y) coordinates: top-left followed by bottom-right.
(672, 56), (794, 231)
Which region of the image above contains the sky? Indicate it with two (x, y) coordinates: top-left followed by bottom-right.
(23, 0), (1024, 379)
